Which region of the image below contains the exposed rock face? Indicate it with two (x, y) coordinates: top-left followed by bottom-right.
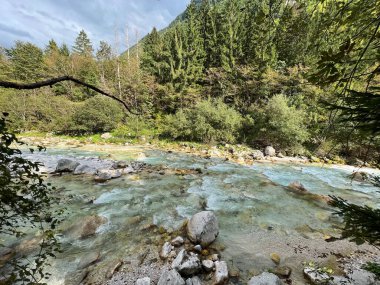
(65, 215), (107, 239)
(56, 159), (80, 173)
(251, 150), (265, 160)
(214, 261), (228, 284)
(187, 211), (219, 247)
(157, 269), (185, 285)
(136, 277), (151, 285)
(172, 249), (201, 276)
(265, 146), (276, 157)
(185, 276), (202, 285)
(248, 272), (284, 285)
(160, 242), (173, 259)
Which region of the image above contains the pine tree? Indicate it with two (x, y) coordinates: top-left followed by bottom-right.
(60, 43), (70, 56)
(72, 29), (93, 56)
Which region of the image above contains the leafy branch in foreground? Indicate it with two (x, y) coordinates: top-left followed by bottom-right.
(0, 112), (62, 284)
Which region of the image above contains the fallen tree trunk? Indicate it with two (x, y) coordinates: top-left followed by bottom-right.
(0, 76), (136, 114)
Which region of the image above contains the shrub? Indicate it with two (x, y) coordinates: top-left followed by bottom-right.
(163, 99), (243, 143)
(252, 94), (309, 152)
(71, 95), (124, 134)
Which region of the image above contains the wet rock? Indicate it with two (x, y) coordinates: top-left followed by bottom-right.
(270, 253), (281, 265)
(248, 272), (284, 285)
(186, 276), (202, 285)
(157, 269), (185, 285)
(136, 277), (151, 285)
(251, 150), (264, 160)
(94, 169), (122, 182)
(288, 181), (308, 193)
(56, 159), (80, 173)
(214, 261), (228, 284)
(101, 133), (112, 139)
(160, 242), (173, 259)
(202, 260), (214, 272)
(187, 211), (219, 247)
(77, 252), (100, 269)
(112, 160), (128, 169)
(64, 269), (88, 285)
(105, 259), (123, 279)
(131, 161), (146, 171)
(74, 164), (97, 175)
(171, 236), (184, 247)
(265, 146), (276, 157)
(66, 215), (107, 239)
(303, 267), (331, 285)
(270, 266), (292, 278)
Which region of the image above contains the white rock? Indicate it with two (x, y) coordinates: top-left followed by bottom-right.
(214, 261), (228, 284)
(202, 259), (214, 272)
(303, 267), (330, 285)
(264, 146), (276, 157)
(160, 242), (173, 259)
(136, 277), (150, 285)
(187, 211), (219, 247)
(172, 249), (186, 270)
(171, 236), (184, 247)
(157, 269), (185, 285)
(185, 276), (202, 285)
(248, 272), (284, 285)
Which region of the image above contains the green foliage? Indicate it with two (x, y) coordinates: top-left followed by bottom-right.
(329, 196), (380, 247)
(0, 112), (61, 284)
(252, 94), (309, 152)
(71, 95), (124, 134)
(163, 99), (243, 143)
(362, 262), (380, 280)
(72, 29), (93, 56)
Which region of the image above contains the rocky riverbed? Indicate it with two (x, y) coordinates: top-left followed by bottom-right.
(1, 136), (379, 285)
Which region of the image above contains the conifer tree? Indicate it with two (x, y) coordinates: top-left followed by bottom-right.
(72, 29), (93, 56)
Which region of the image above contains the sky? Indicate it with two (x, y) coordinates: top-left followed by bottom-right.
(0, 0), (190, 50)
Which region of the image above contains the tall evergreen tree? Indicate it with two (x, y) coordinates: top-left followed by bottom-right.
(72, 29), (93, 56)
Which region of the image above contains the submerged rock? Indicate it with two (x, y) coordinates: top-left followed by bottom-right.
(187, 211), (219, 247)
(65, 215), (107, 239)
(214, 261), (228, 284)
(77, 252), (100, 269)
(265, 146), (276, 157)
(288, 181), (308, 193)
(157, 269), (185, 285)
(248, 272), (284, 285)
(56, 159), (80, 173)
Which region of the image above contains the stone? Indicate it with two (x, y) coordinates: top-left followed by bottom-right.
(277, 152), (285, 158)
(251, 150), (265, 160)
(77, 252), (100, 269)
(105, 259), (123, 279)
(136, 277), (151, 285)
(65, 215), (107, 239)
(288, 181), (308, 193)
(157, 269), (185, 285)
(171, 236), (184, 247)
(214, 261), (228, 284)
(248, 272), (284, 285)
(194, 245), (202, 252)
(160, 242), (173, 259)
(270, 253), (281, 265)
(303, 267), (331, 285)
(185, 276), (202, 285)
(202, 260), (214, 272)
(56, 159), (80, 173)
(101, 133), (112, 139)
(187, 211), (219, 247)
(264, 146), (276, 157)
(270, 266), (292, 278)
(94, 169), (122, 182)
(172, 250), (201, 276)
(172, 249), (186, 270)
(74, 164), (97, 175)
(210, 254), (219, 261)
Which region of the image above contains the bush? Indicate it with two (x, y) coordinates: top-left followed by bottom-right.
(252, 94), (309, 152)
(71, 95), (124, 134)
(163, 99), (243, 143)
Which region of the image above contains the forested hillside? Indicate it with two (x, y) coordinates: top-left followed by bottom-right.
(0, 0), (379, 164)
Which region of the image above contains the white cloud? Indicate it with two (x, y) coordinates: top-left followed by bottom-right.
(0, 0), (190, 50)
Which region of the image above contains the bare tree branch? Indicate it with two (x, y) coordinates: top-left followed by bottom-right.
(0, 76), (137, 114)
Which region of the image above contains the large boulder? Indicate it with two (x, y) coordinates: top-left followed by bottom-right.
(157, 269), (185, 285)
(248, 272), (284, 285)
(74, 164), (97, 175)
(264, 146), (276, 157)
(214, 261), (228, 284)
(187, 211), (219, 247)
(56, 159), (80, 173)
(251, 150), (265, 160)
(65, 215), (107, 239)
